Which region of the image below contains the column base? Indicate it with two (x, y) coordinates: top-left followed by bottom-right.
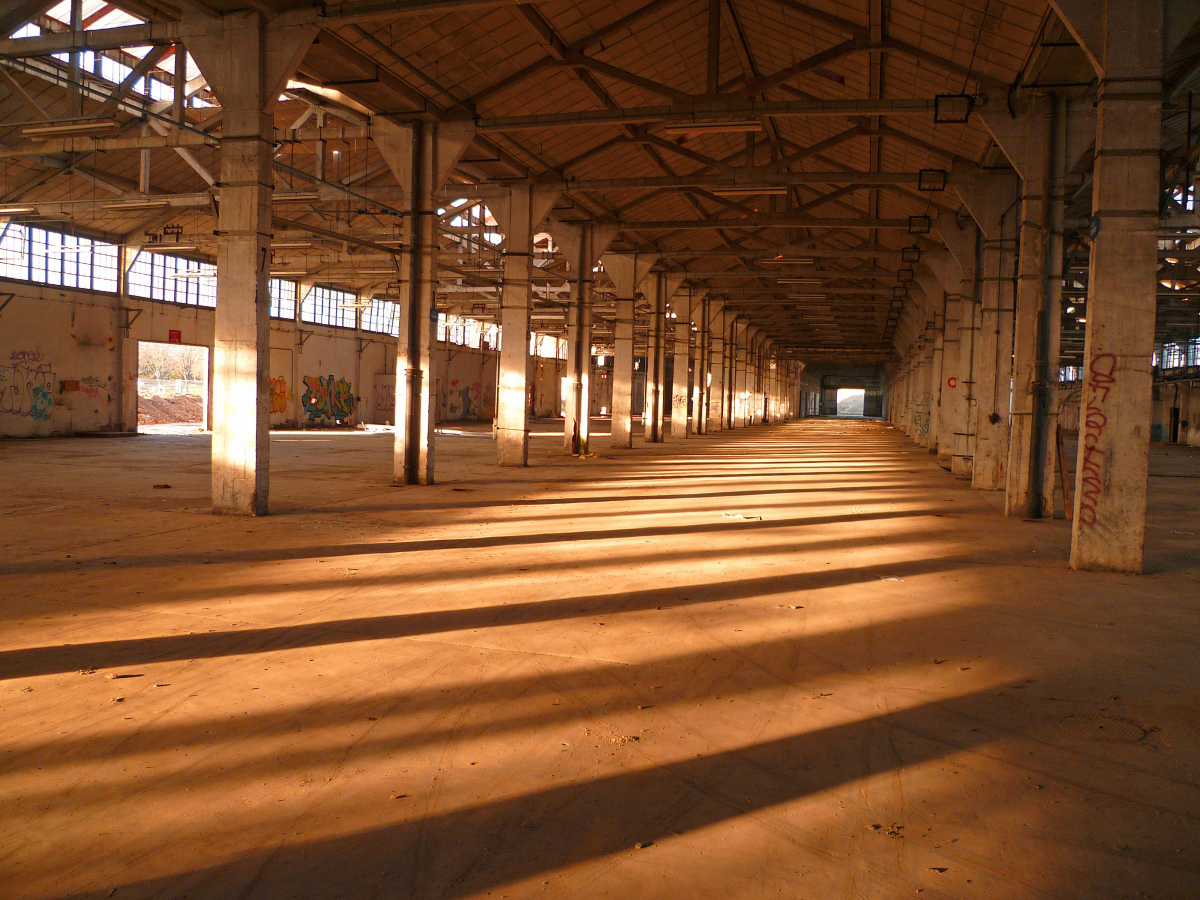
(496, 426), (529, 467)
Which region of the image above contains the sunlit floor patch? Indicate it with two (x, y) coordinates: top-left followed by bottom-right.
(0, 421), (1197, 900)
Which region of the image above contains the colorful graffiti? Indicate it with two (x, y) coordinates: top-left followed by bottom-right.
(441, 378), (484, 419)
(269, 376), (290, 415)
(302, 374), (355, 424)
(80, 375), (105, 402)
(1, 350), (55, 420)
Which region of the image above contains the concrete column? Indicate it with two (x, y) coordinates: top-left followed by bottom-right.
(373, 117), (474, 483)
(1066, 4), (1162, 573)
(187, 12), (316, 515)
(668, 295), (691, 440)
(708, 302), (725, 431)
(937, 293), (961, 466)
(644, 272), (666, 442)
(973, 213), (1017, 490)
(395, 122), (437, 483)
(693, 296), (709, 434)
(723, 311), (736, 429)
(733, 322), (748, 426)
(564, 224), (594, 455)
(990, 97), (1065, 517)
(953, 227), (981, 476)
(611, 298), (635, 448)
(496, 185), (534, 466)
(928, 301), (945, 452)
(207, 52), (272, 513)
(603, 253), (653, 449)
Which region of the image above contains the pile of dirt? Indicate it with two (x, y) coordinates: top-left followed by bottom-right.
(138, 393), (204, 425)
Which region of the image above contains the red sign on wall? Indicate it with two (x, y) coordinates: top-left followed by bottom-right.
(168, 330), (182, 344)
(946, 376), (957, 388)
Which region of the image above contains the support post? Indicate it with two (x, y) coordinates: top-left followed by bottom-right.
(669, 293), (692, 439)
(603, 253), (654, 449)
(564, 223), (594, 455)
(187, 12), (315, 514)
(1069, 5), (1162, 572)
(395, 122), (437, 484)
(693, 295), (708, 434)
(708, 302), (726, 431)
(644, 272), (666, 442)
(956, 171), (1020, 490)
(496, 184), (533, 466)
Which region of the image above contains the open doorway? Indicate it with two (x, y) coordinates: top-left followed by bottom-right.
(137, 341), (209, 433)
(836, 388), (865, 416)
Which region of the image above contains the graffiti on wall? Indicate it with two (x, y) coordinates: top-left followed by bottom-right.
(269, 376), (290, 415)
(80, 375), (105, 402)
(441, 378), (483, 419)
(0, 350), (55, 420)
(302, 374), (355, 424)
(914, 394), (932, 442)
(1078, 352), (1116, 527)
(374, 382), (395, 414)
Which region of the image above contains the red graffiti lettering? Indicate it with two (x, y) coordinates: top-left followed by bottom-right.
(1077, 353), (1118, 527)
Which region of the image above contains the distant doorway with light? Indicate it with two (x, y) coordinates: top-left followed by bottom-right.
(836, 388), (865, 417)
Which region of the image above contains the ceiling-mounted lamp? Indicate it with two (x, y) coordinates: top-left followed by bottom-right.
(787, 293), (827, 301)
(22, 118), (120, 138)
(897, 268), (915, 284)
(908, 215), (932, 235)
(661, 120), (763, 135)
(272, 240), (315, 250)
(901, 246), (921, 264)
(760, 256), (815, 265)
(271, 269), (307, 277)
(917, 168), (949, 191)
(102, 198), (171, 212)
(711, 186), (788, 196)
(777, 278), (822, 285)
(934, 94), (973, 124)
(893, 286), (908, 300)
(274, 191), (321, 203)
(0, 205), (37, 215)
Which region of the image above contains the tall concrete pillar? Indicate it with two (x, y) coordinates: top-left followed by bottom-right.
(668, 294), (692, 439)
(611, 298), (636, 448)
(396, 122), (437, 483)
(957, 169), (1020, 490)
(644, 272), (666, 442)
(187, 12), (316, 514)
(496, 185), (535, 466)
(733, 322), (748, 426)
(946, 221), (981, 476)
(928, 299), (945, 452)
(707, 302), (726, 431)
(937, 292), (961, 465)
(1059, 2), (1162, 572)
(693, 296), (709, 434)
(603, 253), (654, 449)
(374, 116), (474, 484)
(985, 97), (1062, 516)
(723, 311), (736, 429)
(564, 224), (594, 455)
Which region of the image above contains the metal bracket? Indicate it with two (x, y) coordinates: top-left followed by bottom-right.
(357, 337), (377, 354)
(122, 307), (144, 337)
(298, 328), (314, 348)
(0, 293), (13, 318)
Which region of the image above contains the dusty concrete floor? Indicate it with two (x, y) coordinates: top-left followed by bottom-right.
(1, 419), (1198, 900)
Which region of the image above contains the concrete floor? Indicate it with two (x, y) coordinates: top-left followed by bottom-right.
(1, 420), (1198, 899)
